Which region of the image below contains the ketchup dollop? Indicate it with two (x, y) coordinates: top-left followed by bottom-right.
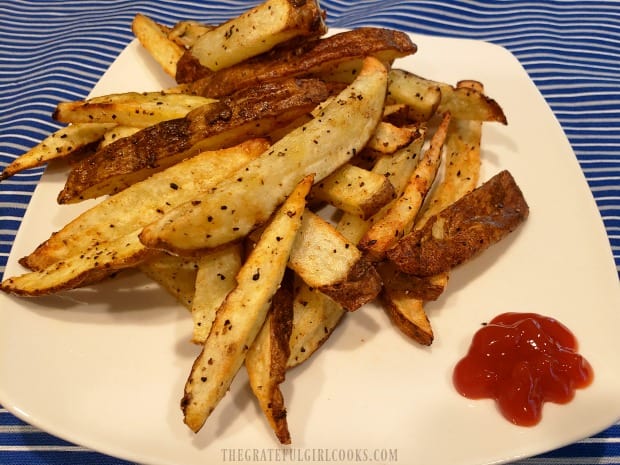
(452, 312), (594, 426)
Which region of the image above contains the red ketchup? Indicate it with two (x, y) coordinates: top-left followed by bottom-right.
(452, 312), (594, 426)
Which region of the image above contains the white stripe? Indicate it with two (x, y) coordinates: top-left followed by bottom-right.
(516, 458), (620, 464)
(0, 425), (40, 433)
(0, 445), (91, 452)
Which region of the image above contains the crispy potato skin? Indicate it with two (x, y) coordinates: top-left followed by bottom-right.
(58, 78), (330, 203)
(318, 258), (382, 312)
(177, 28), (415, 97)
(387, 170), (529, 276)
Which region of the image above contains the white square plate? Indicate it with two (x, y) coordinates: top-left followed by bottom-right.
(1, 30), (619, 465)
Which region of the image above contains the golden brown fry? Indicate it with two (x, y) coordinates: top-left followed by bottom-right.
(139, 254), (199, 310)
(382, 82), (485, 345)
(22, 139), (268, 271)
(387, 69), (442, 122)
(380, 262), (435, 346)
(389, 69), (506, 124)
(132, 13), (185, 78)
(288, 210), (381, 311)
(53, 92), (215, 128)
(365, 122), (419, 154)
(167, 20), (213, 48)
(386, 170), (529, 277)
(58, 78), (329, 203)
(358, 112), (452, 261)
(140, 57), (388, 254)
(246, 282), (294, 444)
(181, 175), (312, 433)
(191, 243), (243, 344)
(417, 81), (484, 226)
(0, 229), (153, 296)
(287, 277), (345, 369)
(0, 123), (114, 181)
(189, 0), (326, 72)
(175, 28), (414, 97)
(310, 164), (395, 219)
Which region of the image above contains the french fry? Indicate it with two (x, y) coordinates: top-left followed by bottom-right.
(58, 78), (330, 203)
(358, 112), (452, 261)
(167, 20), (214, 48)
(140, 56), (388, 254)
(189, 0), (326, 71)
(388, 69), (507, 124)
(21, 139), (268, 272)
(365, 122), (419, 154)
(99, 125), (141, 148)
(175, 28), (415, 98)
(181, 175), (313, 433)
(387, 170), (529, 277)
(288, 210), (381, 311)
(0, 229), (153, 296)
(132, 13), (184, 78)
(139, 254), (199, 310)
(381, 81), (485, 345)
(310, 164), (395, 219)
(287, 276), (346, 369)
(246, 281), (294, 444)
(190, 243), (243, 344)
(388, 69), (442, 122)
(53, 92), (216, 128)
(0, 123), (114, 181)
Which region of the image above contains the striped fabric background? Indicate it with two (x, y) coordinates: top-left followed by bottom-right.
(1, 1), (618, 464)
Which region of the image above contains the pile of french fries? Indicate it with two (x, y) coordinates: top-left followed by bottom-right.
(0, 0), (512, 444)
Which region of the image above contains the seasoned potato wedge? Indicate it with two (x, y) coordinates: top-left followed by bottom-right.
(191, 243), (243, 344)
(53, 92), (215, 128)
(181, 175), (312, 433)
(22, 139), (268, 272)
(310, 164), (395, 219)
(132, 13), (184, 78)
(0, 123), (113, 181)
(189, 0), (326, 71)
(140, 57), (388, 254)
(359, 112), (451, 261)
(139, 254), (199, 310)
(58, 78), (328, 203)
(246, 282), (294, 444)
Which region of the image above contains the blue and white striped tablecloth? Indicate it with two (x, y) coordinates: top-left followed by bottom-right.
(1, 1), (618, 464)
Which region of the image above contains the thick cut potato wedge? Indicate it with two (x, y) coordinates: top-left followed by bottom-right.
(191, 243), (243, 344)
(287, 277), (345, 369)
(387, 170), (529, 277)
(139, 254), (199, 310)
(58, 78), (329, 203)
(388, 69), (507, 124)
(99, 126), (141, 148)
(359, 112), (451, 261)
(382, 83), (485, 345)
(132, 13), (184, 78)
(140, 56), (388, 254)
(22, 139), (268, 272)
(310, 164), (395, 219)
(53, 92), (215, 128)
(167, 20), (213, 48)
(246, 282), (294, 444)
(387, 69), (441, 122)
(0, 123), (113, 181)
(181, 175), (312, 433)
(0, 229), (152, 296)
(189, 0), (326, 72)
(175, 28), (415, 97)
(288, 210), (381, 311)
